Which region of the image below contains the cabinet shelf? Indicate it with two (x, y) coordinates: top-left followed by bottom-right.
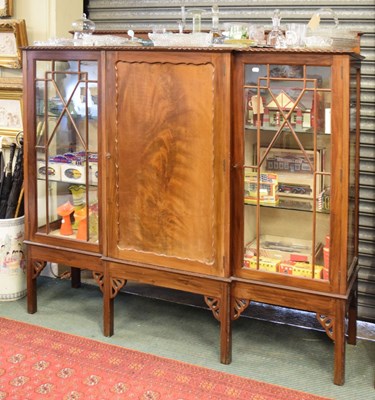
(244, 200), (330, 213)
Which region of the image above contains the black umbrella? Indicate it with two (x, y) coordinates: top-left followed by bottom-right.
(0, 148), (4, 185)
(5, 139), (24, 219)
(0, 142), (16, 218)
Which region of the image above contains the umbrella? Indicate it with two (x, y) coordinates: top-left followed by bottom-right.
(0, 142), (16, 218)
(0, 149), (4, 185)
(5, 139), (24, 219)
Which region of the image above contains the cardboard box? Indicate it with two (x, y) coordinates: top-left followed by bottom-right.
(246, 235), (321, 264)
(243, 255), (280, 273)
(89, 162), (98, 186)
(244, 172), (279, 205)
(61, 164), (86, 184)
(37, 160), (61, 181)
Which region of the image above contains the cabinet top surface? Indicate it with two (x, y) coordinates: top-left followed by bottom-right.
(22, 45), (363, 58)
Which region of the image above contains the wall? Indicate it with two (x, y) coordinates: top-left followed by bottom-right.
(0, 0), (83, 78)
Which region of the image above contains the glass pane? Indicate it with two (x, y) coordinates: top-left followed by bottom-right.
(243, 64), (332, 280)
(35, 60), (99, 243)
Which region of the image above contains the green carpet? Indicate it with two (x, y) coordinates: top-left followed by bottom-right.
(0, 277), (374, 399)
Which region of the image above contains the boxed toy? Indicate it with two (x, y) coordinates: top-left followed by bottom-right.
(246, 234), (321, 264)
(244, 172), (279, 205)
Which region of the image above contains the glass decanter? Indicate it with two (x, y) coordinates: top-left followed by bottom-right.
(210, 4), (221, 38)
(267, 9), (286, 48)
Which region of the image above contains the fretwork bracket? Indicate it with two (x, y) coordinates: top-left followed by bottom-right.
(232, 298), (250, 320)
(32, 260), (47, 279)
(92, 272), (104, 293)
(204, 296), (221, 321)
(110, 277), (126, 299)
(317, 314), (335, 340)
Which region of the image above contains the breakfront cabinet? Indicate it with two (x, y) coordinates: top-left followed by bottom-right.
(231, 51), (362, 385)
(23, 46), (361, 384)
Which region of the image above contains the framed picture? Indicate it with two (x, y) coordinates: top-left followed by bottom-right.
(0, 0), (13, 17)
(0, 77), (23, 138)
(0, 19), (28, 69)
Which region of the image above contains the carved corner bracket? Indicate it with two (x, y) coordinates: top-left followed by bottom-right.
(204, 296), (221, 321)
(317, 314), (335, 340)
(232, 298), (250, 320)
(32, 260), (47, 279)
(92, 272), (104, 293)
(110, 277), (126, 299)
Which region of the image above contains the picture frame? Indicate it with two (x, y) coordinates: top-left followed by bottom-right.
(0, 0), (13, 17)
(0, 19), (28, 69)
(0, 77), (23, 138)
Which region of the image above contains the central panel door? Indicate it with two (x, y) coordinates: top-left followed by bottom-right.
(105, 52), (230, 276)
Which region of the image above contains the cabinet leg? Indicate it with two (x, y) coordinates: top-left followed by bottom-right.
(71, 267), (81, 288)
(27, 259), (46, 314)
(347, 280), (358, 346)
(220, 284), (232, 364)
(103, 269), (113, 337)
(333, 301), (346, 386)
(103, 296), (114, 337)
(27, 258), (37, 314)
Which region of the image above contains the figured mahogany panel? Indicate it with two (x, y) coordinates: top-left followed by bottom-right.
(113, 61), (217, 266)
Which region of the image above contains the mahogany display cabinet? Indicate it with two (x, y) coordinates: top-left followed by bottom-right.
(23, 46), (362, 383)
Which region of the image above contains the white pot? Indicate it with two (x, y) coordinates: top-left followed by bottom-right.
(0, 215), (26, 301)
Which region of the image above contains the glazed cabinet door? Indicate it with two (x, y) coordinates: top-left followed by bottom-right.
(104, 51), (231, 277)
(23, 50), (101, 252)
(232, 53), (359, 292)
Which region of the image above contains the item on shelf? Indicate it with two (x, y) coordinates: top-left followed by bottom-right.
(72, 13), (95, 41)
(280, 260), (324, 279)
(285, 24), (307, 48)
(243, 255), (280, 273)
(260, 147), (321, 199)
(61, 164), (85, 184)
(267, 9), (287, 48)
(305, 8), (358, 50)
(246, 234), (321, 264)
(74, 206), (88, 241)
(318, 187), (330, 211)
(69, 184), (86, 210)
(210, 4), (221, 41)
(37, 160), (61, 180)
(56, 201), (74, 236)
(148, 32), (213, 47)
(323, 234), (330, 279)
(244, 172), (279, 205)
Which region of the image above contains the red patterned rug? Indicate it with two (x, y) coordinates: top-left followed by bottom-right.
(0, 317), (330, 400)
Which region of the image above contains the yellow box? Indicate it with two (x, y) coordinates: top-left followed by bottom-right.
(244, 255), (280, 272)
(244, 172), (279, 205)
(292, 263), (324, 279)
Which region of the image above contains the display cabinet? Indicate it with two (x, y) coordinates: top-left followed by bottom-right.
(231, 51), (362, 385)
(23, 46), (361, 383)
(23, 50), (105, 322)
